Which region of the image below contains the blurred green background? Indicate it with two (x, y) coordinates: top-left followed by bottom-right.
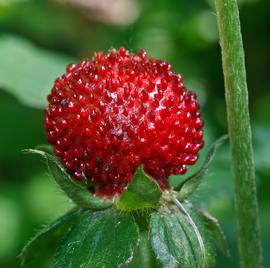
(0, 0), (269, 267)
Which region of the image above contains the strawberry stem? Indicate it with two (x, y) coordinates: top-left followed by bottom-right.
(215, 1), (263, 267)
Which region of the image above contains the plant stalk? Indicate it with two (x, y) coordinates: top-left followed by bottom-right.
(214, 1), (263, 267)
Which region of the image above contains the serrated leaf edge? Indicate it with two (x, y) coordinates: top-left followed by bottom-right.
(19, 207), (81, 266)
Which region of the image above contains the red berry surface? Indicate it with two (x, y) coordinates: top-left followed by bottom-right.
(45, 48), (204, 197)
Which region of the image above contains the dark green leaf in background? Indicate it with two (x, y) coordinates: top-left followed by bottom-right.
(0, 35), (74, 108)
(198, 208), (230, 257)
(117, 167), (162, 211)
(24, 149), (112, 210)
(19, 207), (80, 265)
(54, 208), (140, 268)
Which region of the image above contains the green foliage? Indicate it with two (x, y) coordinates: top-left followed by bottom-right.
(176, 135), (228, 200)
(0, 0), (27, 5)
(54, 208), (139, 268)
(19, 152), (228, 268)
(0, 0), (269, 267)
(24, 149), (112, 210)
(19, 208), (80, 265)
(0, 196), (21, 259)
(117, 167), (162, 211)
(253, 125), (270, 174)
(150, 211), (196, 268)
(0, 35), (73, 108)
(198, 209), (230, 257)
(23, 172), (74, 223)
(122, 232), (157, 268)
(149, 203), (216, 268)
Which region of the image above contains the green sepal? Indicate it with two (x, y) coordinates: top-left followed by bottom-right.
(19, 207), (81, 266)
(24, 149), (112, 210)
(54, 208), (140, 268)
(35, 144), (53, 153)
(175, 135), (228, 200)
(198, 208), (230, 257)
(117, 167), (162, 211)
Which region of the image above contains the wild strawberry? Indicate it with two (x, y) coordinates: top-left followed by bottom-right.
(45, 48), (204, 197)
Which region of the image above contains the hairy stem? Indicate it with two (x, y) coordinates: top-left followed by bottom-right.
(214, 1), (263, 267)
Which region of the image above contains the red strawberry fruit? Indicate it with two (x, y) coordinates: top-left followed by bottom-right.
(45, 48), (204, 197)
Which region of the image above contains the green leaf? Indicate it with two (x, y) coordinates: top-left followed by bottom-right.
(198, 208), (230, 257)
(54, 208), (140, 268)
(117, 167), (162, 211)
(24, 149), (112, 210)
(150, 202), (216, 268)
(150, 210), (197, 268)
(0, 35), (74, 108)
(175, 135), (228, 200)
(122, 232), (157, 268)
(19, 207), (80, 266)
(177, 203), (217, 268)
